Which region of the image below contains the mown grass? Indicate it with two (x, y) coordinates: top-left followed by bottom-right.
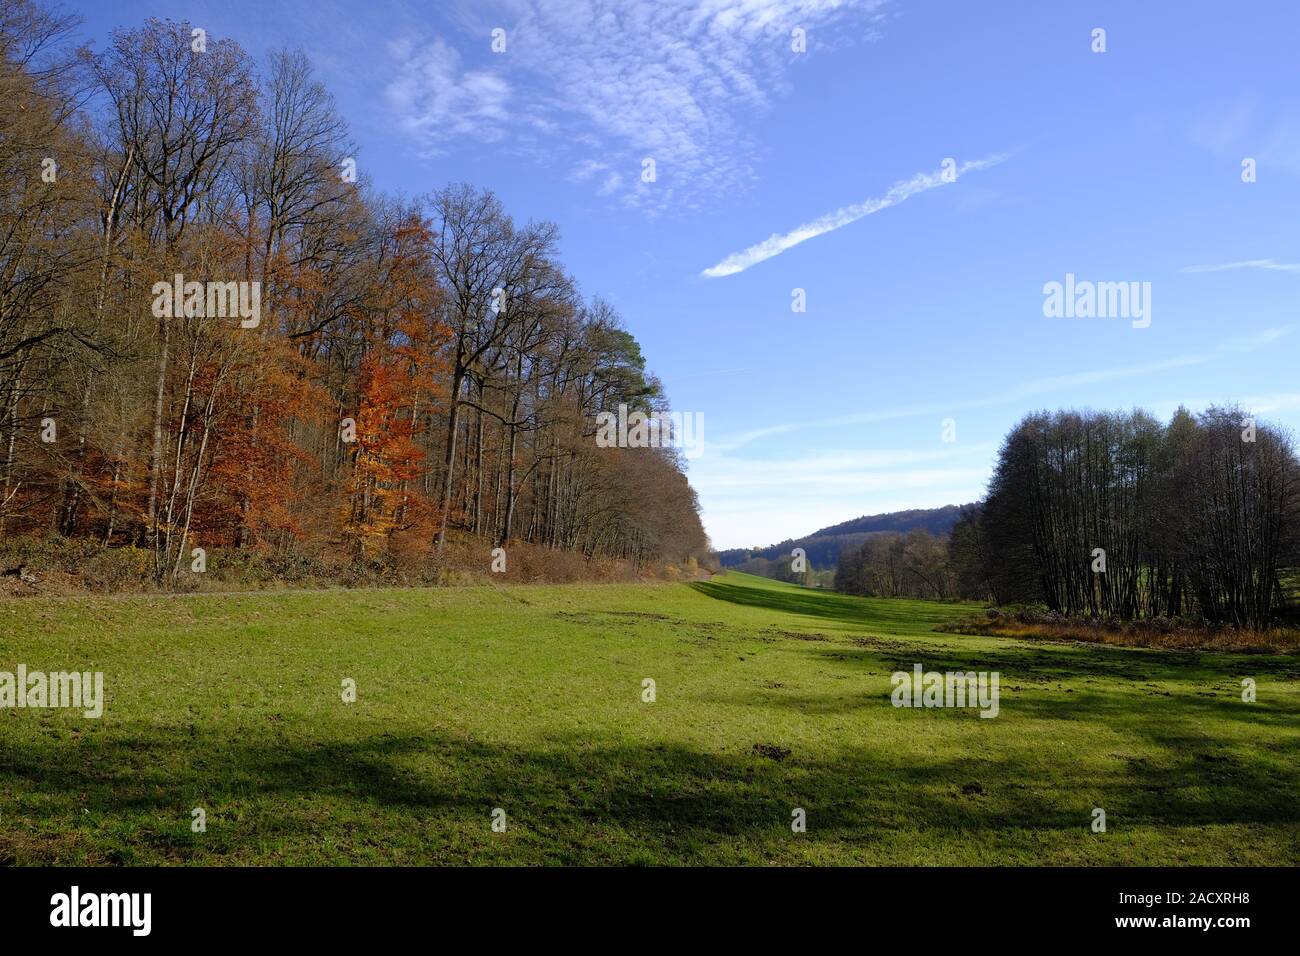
(1, 571), (1297, 865)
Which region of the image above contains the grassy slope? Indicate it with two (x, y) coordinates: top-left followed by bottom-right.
(1, 571), (1296, 865)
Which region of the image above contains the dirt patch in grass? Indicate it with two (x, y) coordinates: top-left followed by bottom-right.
(758, 628), (833, 643)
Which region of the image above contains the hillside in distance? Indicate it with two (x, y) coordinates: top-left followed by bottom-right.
(716, 504), (974, 571)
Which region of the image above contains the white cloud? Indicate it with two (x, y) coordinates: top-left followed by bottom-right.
(709, 354), (1207, 453)
(597, 171), (624, 196)
(386, 36), (511, 150)
(1181, 258), (1300, 274)
(692, 446), (994, 491)
(385, 0), (890, 208)
(568, 159), (608, 183)
(1218, 325), (1296, 352)
(1190, 103), (1300, 175)
(699, 153), (1009, 278)
(707, 327), (1292, 454)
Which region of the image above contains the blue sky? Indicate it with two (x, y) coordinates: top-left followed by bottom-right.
(73, 1), (1300, 550)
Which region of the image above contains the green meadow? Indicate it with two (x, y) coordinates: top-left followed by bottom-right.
(1, 572), (1296, 865)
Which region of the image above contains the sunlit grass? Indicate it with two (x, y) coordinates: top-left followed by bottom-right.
(1, 572), (1296, 865)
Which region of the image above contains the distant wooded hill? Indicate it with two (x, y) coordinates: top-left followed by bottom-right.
(716, 504), (973, 572)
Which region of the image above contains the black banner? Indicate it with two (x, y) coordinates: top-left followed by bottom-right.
(0, 866), (1285, 941)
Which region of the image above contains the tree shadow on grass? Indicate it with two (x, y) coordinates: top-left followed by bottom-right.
(802, 639), (1300, 684)
(2, 721), (1296, 865)
(697, 637), (1300, 730)
(703, 674), (1300, 733)
(689, 580), (960, 632)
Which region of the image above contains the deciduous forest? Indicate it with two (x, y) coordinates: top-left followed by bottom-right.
(835, 407), (1300, 631)
(0, 3), (708, 586)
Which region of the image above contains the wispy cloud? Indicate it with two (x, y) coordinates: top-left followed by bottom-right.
(709, 327), (1293, 453)
(1190, 102), (1300, 175)
(384, 0), (890, 209)
(1218, 325), (1297, 351)
(699, 153), (1009, 278)
(713, 355), (1207, 452)
(568, 158), (625, 196)
(1181, 258), (1300, 274)
(1189, 100), (1254, 155)
(691, 446), (994, 492)
(386, 36), (511, 150)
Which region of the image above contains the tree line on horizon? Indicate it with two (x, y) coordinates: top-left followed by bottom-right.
(833, 405), (1300, 630)
(0, 4), (708, 582)
(956, 405), (1299, 629)
(832, 528), (956, 599)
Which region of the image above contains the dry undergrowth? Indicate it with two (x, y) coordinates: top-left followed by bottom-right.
(939, 611), (1300, 653)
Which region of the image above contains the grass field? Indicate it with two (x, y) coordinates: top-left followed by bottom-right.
(2, 571), (1297, 865)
